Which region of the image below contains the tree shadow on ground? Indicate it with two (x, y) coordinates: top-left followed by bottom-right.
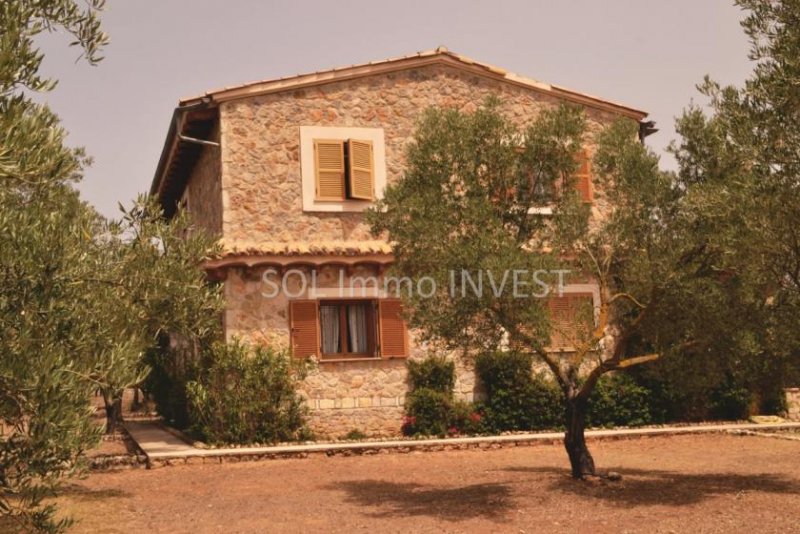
(327, 480), (513, 521)
(60, 483), (129, 501)
(504, 466), (800, 507)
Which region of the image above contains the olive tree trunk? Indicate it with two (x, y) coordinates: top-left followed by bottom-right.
(564, 396), (596, 479)
(102, 391), (123, 434)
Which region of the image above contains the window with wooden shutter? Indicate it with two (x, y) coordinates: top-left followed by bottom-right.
(289, 300), (320, 358)
(378, 299), (408, 358)
(318, 300), (377, 358)
(547, 293), (594, 350)
(314, 139), (345, 200)
(347, 139), (374, 200)
(575, 149), (592, 203)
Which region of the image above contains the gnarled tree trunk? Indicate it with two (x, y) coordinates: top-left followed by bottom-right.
(102, 391), (123, 434)
(564, 396), (596, 479)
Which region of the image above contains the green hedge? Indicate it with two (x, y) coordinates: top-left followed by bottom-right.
(403, 356), (484, 436)
(474, 350), (770, 433)
(586, 373), (652, 428)
(407, 356), (455, 393)
(628, 355), (760, 423)
(475, 351), (563, 431)
(185, 341), (310, 445)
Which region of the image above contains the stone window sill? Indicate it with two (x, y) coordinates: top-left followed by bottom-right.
(318, 356), (405, 364)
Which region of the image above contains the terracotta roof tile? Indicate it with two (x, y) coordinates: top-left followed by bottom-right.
(213, 239), (393, 258)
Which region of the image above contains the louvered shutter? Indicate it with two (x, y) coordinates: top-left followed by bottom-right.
(547, 293), (593, 349)
(290, 300), (319, 358)
(347, 139), (374, 200)
(575, 149), (592, 203)
(378, 299), (408, 358)
(314, 139), (345, 200)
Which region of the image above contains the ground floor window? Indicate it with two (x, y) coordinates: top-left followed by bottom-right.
(289, 298), (408, 360)
(319, 300), (376, 357)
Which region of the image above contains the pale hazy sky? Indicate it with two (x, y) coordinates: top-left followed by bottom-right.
(35, 0), (753, 218)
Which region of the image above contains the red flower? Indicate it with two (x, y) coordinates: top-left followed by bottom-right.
(402, 415), (417, 425)
(448, 426), (459, 435)
(469, 412), (482, 423)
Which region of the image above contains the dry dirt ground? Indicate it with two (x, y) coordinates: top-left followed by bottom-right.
(55, 434), (800, 533)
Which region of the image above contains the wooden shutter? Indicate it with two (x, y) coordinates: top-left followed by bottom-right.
(289, 300), (319, 358)
(378, 299), (408, 358)
(314, 139), (345, 200)
(575, 149), (592, 203)
(547, 293), (593, 349)
(347, 139), (374, 200)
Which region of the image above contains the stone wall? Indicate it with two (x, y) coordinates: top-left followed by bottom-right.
(786, 388), (800, 421)
(183, 124), (223, 237)
(218, 63), (626, 248)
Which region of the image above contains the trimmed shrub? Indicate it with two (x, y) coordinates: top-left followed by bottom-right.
(403, 356), (485, 436)
(450, 398), (488, 435)
(403, 388), (454, 436)
(710, 374), (752, 420)
(587, 373), (652, 428)
(407, 356), (455, 393)
(477, 353), (652, 431)
(475, 351), (563, 432)
(403, 389), (486, 437)
(185, 340), (309, 445)
(628, 353), (769, 422)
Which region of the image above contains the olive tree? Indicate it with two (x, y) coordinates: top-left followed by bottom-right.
(0, 2), (221, 530)
(368, 100), (740, 478)
(672, 0), (800, 387)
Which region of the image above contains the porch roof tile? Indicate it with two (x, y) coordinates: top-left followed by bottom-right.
(212, 239), (393, 258)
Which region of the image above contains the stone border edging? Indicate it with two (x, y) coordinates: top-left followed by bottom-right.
(728, 428), (800, 441)
(88, 453), (148, 471)
(135, 421), (800, 469)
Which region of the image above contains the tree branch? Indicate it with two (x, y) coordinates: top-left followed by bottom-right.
(608, 292), (647, 309)
(615, 353), (659, 368)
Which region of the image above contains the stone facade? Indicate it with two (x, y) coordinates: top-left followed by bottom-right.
(182, 61), (639, 438)
(223, 263), (479, 437)
(217, 64), (620, 247)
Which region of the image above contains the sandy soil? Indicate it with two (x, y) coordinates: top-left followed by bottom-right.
(55, 434), (800, 533)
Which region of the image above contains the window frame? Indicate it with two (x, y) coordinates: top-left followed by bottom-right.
(299, 126), (386, 213)
(318, 298), (378, 360)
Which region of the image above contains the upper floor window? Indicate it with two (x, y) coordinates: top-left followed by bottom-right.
(314, 139), (375, 201)
(574, 149), (593, 203)
(525, 148), (593, 215)
(300, 126), (387, 212)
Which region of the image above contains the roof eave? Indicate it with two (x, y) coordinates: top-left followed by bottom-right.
(152, 49), (650, 205)
(149, 100), (216, 206)
(149, 109), (179, 197)
(178, 53), (647, 120)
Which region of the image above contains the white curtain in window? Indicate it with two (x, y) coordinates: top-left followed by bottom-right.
(348, 304), (368, 353)
(320, 305), (340, 354)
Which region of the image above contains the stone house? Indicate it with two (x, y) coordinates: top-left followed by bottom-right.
(150, 48), (649, 438)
